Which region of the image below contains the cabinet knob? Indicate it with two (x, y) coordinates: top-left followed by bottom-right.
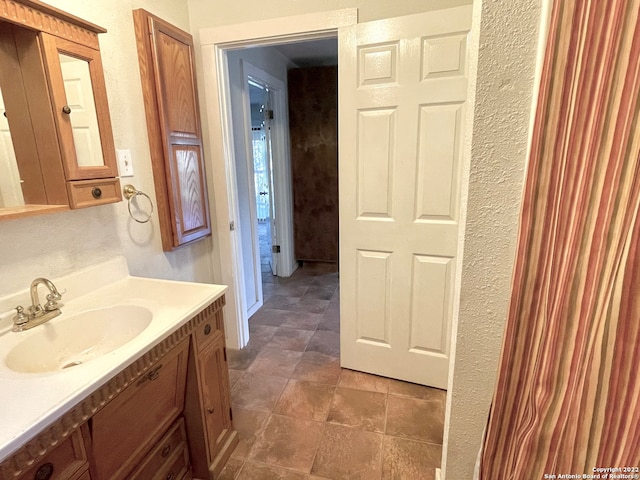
(204, 324), (211, 335)
(161, 444), (172, 457)
(92, 187), (102, 199)
(34, 462), (54, 480)
(62, 105), (71, 114)
(207, 407), (215, 414)
(166, 473), (175, 480)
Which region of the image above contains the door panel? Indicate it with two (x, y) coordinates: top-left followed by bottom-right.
(339, 6), (472, 388)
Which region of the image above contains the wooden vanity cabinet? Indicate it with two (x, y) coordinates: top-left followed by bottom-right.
(0, 295), (237, 480)
(184, 299), (236, 479)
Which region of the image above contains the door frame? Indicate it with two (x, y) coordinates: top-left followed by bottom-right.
(200, 9), (358, 349)
(240, 61), (286, 317)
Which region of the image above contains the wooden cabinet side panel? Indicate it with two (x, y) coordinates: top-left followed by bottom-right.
(133, 9), (175, 250)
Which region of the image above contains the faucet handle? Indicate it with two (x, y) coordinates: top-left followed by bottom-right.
(44, 293), (61, 312)
(13, 306), (28, 326)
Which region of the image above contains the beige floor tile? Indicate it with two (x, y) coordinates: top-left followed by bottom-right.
(266, 327), (314, 352)
(382, 436), (441, 480)
(250, 308), (290, 326)
(231, 372), (288, 412)
(229, 408), (271, 459)
(327, 387), (386, 433)
(219, 457), (244, 479)
(302, 285), (337, 301)
(274, 380), (335, 421)
(306, 330), (340, 357)
(280, 312), (324, 331)
(247, 347), (303, 378)
(249, 415), (324, 473)
(237, 461), (307, 479)
(386, 396), (444, 444)
(228, 369), (244, 389)
(339, 369), (389, 394)
(247, 324), (279, 347)
(311, 423), (383, 480)
(291, 351), (342, 384)
(388, 380), (446, 404)
(227, 346), (261, 370)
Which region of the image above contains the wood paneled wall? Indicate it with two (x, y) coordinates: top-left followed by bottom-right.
(288, 66), (338, 263)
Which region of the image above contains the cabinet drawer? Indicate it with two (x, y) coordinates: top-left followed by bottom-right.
(15, 429), (87, 480)
(91, 338), (189, 480)
(66, 178), (121, 208)
(192, 302), (225, 352)
(130, 418), (189, 480)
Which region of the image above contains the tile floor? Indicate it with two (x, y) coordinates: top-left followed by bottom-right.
(220, 260), (445, 480)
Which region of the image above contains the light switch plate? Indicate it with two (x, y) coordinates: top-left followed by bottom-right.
(116, 149), (134, 177)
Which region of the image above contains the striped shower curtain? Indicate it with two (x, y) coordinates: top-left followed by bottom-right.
(480, 0), (640, 477)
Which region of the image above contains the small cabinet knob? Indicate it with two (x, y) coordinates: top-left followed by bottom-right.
(207, 407), (215, 414)
(34, 462), (54, 480)
(204, 324), (211, 335)
(62, 105), (71, 114)
(166, 473), (175, 480)
(92, 187), (102, 199)
(161, 444), (172, 457)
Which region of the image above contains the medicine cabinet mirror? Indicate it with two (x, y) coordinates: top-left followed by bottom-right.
(0, 0), (121, 220)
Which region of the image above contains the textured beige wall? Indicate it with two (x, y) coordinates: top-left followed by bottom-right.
(188, 0), (472, 32)
(0, 0), (215, 298)
(443, 0), (543, 477)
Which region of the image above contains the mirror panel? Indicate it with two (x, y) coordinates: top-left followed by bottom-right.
(0, 86), (25, 208)
(59, 53), (105, 168)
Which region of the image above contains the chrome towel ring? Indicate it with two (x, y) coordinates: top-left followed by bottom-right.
(123, 184), (154, 223)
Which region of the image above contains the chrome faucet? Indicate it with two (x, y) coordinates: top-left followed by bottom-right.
(12, 278), (63, 332)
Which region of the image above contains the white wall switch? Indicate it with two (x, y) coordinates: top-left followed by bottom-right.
(116, 149), (134, 177)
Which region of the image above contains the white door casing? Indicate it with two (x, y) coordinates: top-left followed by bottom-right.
(199, 9), (357, 349)
(339, 6), (472, 388)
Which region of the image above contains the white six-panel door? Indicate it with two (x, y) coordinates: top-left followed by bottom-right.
(339, 6), (472, 388)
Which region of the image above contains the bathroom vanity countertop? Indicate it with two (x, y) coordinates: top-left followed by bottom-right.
(0, 257), (227, 462)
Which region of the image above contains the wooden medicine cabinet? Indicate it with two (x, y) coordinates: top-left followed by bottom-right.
(0, 0), (121, 221)
(133, 9), (211, 251)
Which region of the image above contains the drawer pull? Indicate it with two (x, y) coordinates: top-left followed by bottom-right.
(166, 472), (175, 480)
(204, 324), (211, 335)
(161, 444), (172, 458)
(34, 462), (54, 480)
(136, 364), (163, 386)
(92, 187), (103, 199)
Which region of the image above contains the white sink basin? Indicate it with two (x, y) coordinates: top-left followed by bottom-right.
(4, 305), (152, 373)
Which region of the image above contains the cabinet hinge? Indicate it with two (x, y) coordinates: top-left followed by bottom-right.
(229, 407), (233, 421)
(272, 245), (280, 253)
(229, 221), (235, 231)
(223, 347), (227, 362)
(264, 109), (274, 120)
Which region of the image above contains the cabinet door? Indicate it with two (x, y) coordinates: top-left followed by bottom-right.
(199, 334), (232, 460)
(90, 339), (189, 480)
(40, 33), (118, 181)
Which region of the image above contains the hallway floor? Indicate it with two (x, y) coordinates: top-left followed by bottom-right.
(221, 263), (445, 480)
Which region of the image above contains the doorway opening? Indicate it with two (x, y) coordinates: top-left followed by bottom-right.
(223, 37), (340, 341)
